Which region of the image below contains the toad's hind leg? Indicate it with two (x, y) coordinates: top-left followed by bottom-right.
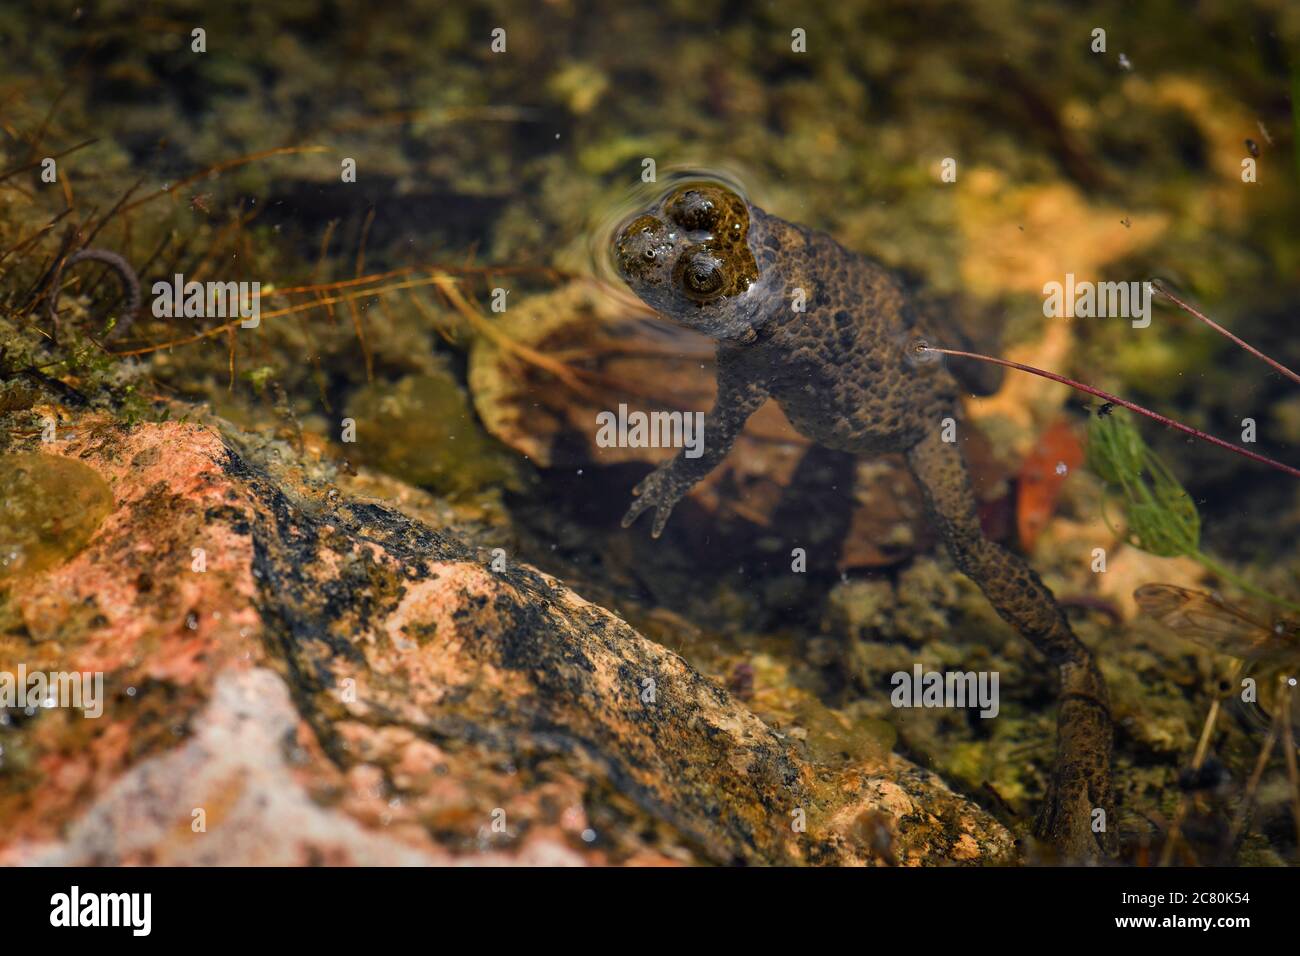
(905, 429), (1115, 859)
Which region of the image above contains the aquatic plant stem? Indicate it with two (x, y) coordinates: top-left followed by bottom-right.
(918, 344), (1300, 480)
(1150, 281), (1300, 388)
(1193, 551), (1300, 614)
(1229, 703), (1280, 851)
(1160, 661), (1240, 867)
(1282, 685), (1300, 852)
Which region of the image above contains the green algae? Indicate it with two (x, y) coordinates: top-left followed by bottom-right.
(794, 701), (898, 767)
(0, 453), (114, 580)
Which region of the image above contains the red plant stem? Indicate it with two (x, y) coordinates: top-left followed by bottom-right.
(1151, 280), (1300, 387)
(918, 344), (1300, 480)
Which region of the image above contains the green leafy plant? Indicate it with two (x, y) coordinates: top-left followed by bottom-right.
(1087, 409), (1300, 614)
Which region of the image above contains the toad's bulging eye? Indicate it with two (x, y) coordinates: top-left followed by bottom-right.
(667, 188), (722, 231)
(675, 248), (726, 301)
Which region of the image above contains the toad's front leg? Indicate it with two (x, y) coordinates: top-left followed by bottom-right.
(622, 351), (769, 537)
(905, 428), (1116, 859)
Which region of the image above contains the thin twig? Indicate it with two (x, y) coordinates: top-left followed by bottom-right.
(917, 344), (1300, 480)
(345, 207), (376, 382)
(434, 275), (598, 399)
(1160, 660), (1240, 866)
(0, 137), (96, 184)
(1152, 280), (1300, 388)
(111, 274), (473, 355)
(1228, 709), (1278, 853)
(1282, 683), (1300, 851)
(0, 207), (72, 273)
(118, 145), (329, 214)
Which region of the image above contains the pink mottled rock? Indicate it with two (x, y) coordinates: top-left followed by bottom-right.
(0, 420), (1013, 866)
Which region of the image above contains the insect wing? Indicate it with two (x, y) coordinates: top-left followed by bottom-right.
(1134, 584), (1274, 660)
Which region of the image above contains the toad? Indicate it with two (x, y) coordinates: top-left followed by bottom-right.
(614, 181), (1114, 859)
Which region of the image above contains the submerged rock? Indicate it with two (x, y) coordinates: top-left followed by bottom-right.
(0, 453), (113, 580)
(345, 369), (519, 497)
(0, 419), (1013, 866)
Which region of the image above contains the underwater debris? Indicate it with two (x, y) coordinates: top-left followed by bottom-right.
(1016, 417), (1084, 552)
(45, 247), (141, 342)
(1136, 584), (1300, 862)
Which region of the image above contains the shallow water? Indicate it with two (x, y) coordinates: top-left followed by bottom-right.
(0, 1), (1298, 871)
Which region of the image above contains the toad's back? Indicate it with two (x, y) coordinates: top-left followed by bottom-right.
(732, 210), (964, 454)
